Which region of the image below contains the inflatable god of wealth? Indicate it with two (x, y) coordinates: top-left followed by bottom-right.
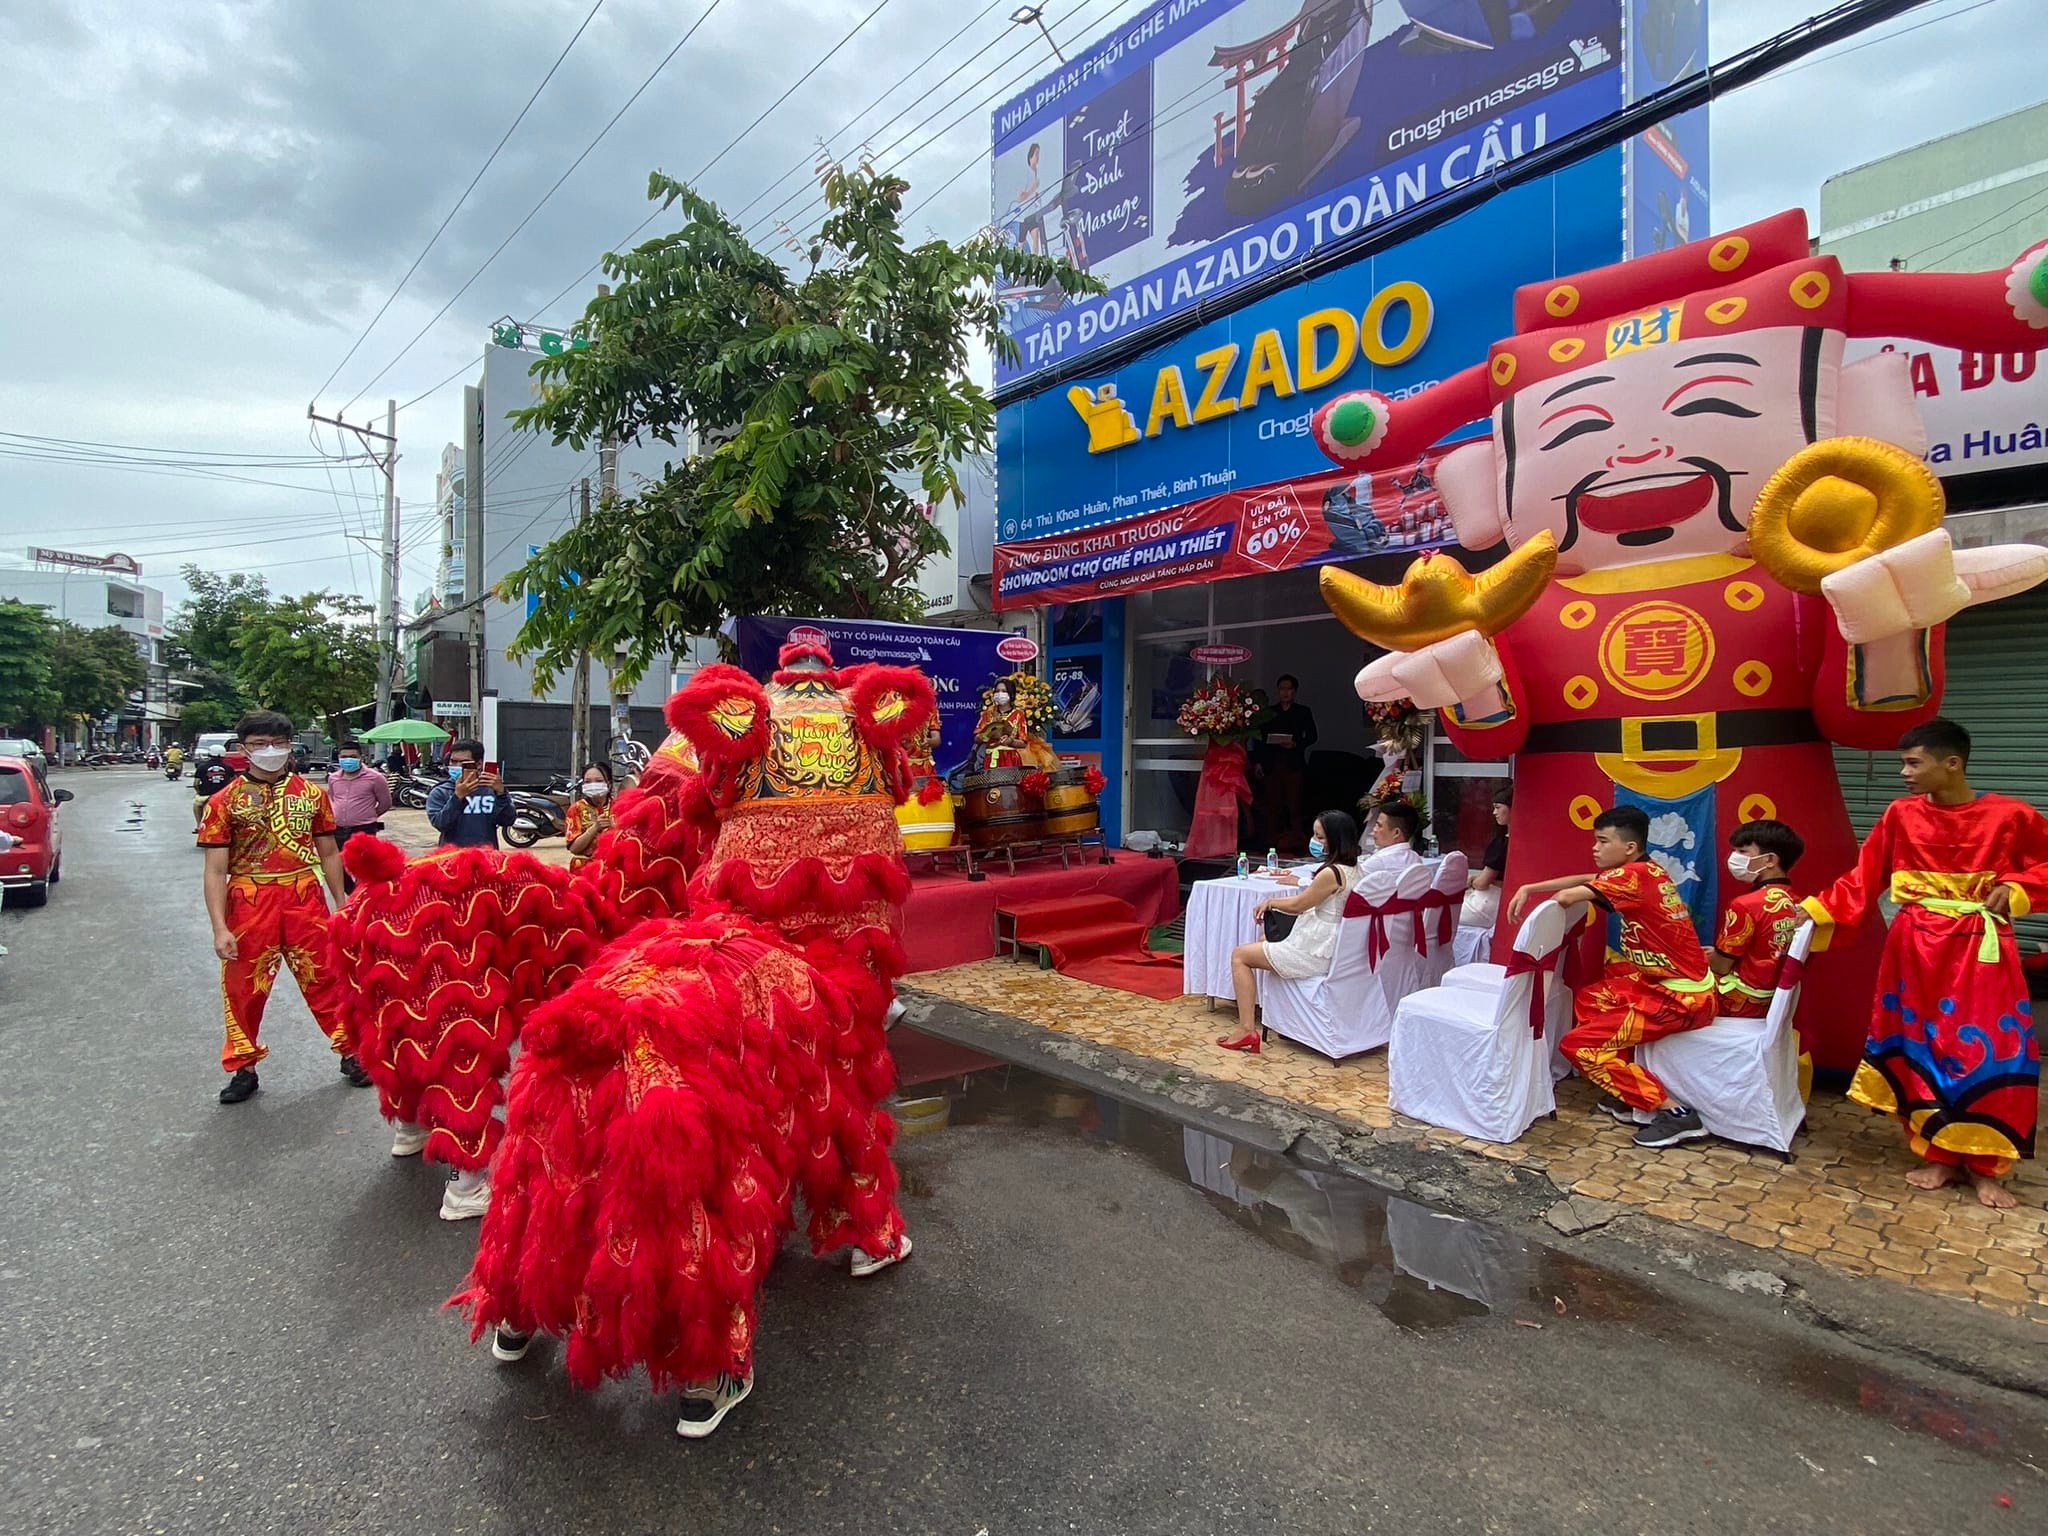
(1307, 209), (2048, 1070)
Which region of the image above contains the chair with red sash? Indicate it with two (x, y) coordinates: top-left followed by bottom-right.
(1387, 899), (1585, 1144)
(1420, 852), (1468, 986)
(1260, 860), (1434, 1058)
(1635, 920), (1813, 1156)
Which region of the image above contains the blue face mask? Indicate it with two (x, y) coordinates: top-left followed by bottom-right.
(1308, 836), (1326, 859)
(338, 756), (361, 773)
(448, 764), (465, 780)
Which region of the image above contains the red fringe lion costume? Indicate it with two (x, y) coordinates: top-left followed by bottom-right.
(437, 644), (932, 1421)
(329, 719), (719, 1179)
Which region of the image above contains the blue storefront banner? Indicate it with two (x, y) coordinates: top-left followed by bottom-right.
(729, 616), (1016, 780)
(1624, 0), (1711, 257)
(996, 156), (1624, 546)
(990, 0), (1625, 389)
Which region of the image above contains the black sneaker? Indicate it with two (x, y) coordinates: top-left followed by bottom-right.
(1596, 1095), (1648, 1125)
(338, 1054), (374, 1088)
(1633, 1105), (1708, 1148)
(218, 1067), (260, 1104)
(490, 1327), (532, 1363)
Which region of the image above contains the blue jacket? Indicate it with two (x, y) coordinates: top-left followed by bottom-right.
(425, 777), (517, 848)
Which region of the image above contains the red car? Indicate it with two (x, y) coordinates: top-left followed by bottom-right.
(0, 754), (71, 907)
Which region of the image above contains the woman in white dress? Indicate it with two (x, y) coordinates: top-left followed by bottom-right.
(1217, 809), (1364, 1054)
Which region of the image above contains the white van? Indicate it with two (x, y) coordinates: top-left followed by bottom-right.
(193, 732), (236, 761)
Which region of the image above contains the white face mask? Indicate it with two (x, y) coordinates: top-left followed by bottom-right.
(1726, 851), (1763, 882)
(247, 746), (291, 773)
(581, 782), (608, 800)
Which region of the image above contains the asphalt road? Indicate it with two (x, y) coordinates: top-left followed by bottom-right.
(3, 770), (2043, 1536)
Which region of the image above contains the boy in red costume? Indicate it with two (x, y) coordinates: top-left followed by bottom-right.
(1711, 818), (1805, 1018)
(1803, 718), (2048, 1209)
(1510, 804), (1715, 1147)
(198, 710), (366, 1104)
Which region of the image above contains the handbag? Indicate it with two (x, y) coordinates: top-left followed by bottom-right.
(1262, 907), (1297, 943)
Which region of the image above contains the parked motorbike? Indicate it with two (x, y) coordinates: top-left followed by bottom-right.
(395, 768), (443, 810)
(502, 785), (569, 849)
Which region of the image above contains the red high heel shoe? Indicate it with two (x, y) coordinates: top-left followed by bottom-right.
(1216, 1031), (1261, 1054)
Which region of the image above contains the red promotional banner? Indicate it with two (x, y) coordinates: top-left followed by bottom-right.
(993, 443), (1467, 609)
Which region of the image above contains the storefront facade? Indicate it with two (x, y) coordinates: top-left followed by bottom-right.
(989, 0), (1709, 862)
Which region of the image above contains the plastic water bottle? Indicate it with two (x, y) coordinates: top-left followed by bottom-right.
(1266, 847), (1279, 873)
(1236, 852), (1249, 879)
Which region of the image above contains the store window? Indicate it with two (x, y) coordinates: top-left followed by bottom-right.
(1126, 565), (1513, 849)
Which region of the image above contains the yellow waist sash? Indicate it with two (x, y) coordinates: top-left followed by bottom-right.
(1890, 871), (2005, 965)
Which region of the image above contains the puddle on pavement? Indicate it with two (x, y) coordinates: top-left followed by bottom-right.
(893, 1029), (2048, 1464)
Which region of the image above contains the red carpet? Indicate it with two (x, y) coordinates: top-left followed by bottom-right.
(1007, 896), (1187, 1001)
(901, 855), (1180, 973)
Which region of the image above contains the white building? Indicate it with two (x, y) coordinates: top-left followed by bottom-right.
(0, 554), (174, 749)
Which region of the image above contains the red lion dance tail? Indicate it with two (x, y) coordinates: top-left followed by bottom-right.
(452, 913), (901, 1389)
(329, 838), (603, 1170)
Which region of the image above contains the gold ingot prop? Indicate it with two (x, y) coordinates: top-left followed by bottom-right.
(1319, 531), (1558, 650)
(1746, 436), (1946, 596)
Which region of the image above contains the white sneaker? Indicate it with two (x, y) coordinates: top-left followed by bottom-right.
(390, 1123), (430, 1157)
(849, 1232), (913, 1278)
(438, 1178), (491, 1222)
(675, 1372), (752, 1439)
(490, 1327), (532, 1362)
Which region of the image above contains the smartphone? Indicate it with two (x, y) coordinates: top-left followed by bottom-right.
(482, 760), (500, 777)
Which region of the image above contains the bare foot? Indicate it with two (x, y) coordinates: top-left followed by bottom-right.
(1970, 1173), (2019, 1210)
(1904, 1163), (1965, 1191)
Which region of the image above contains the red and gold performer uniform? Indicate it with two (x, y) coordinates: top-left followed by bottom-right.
(564, 796), (600, 873)
(1449, 556), (1935, 1071)
(197, 774), (345, 1071)
(1562, 859), (1716, 1111)
(1713, 880), (1803, 1019)
(1805, 794), (2048, 1176)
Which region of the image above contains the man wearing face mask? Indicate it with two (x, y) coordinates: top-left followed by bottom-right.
(325, 737), (392, 894)
(198, 710), (366, 1104)
(1710, 819), (1806, 1019)
(425, 737), (517, 849)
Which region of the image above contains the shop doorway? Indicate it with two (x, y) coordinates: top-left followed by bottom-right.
(1125, 567), (1513, 857)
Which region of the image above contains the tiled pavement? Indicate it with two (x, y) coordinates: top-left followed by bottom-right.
(908, 960), (2048, 1326)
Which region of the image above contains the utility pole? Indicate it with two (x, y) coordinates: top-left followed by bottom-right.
(596, 282), (632, 777)
(308, 399), (399, 725)
(463, 384), (486, 732)
(569, 478), (592, 775)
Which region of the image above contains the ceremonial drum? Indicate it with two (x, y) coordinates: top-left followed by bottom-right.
(958, 768), (1044, 848)
(1041, 767), (1099, 838)
(893, 788), (957, 851)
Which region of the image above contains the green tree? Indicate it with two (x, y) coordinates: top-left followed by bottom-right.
(49, 621), (145, 726)
(167, 565), (270, 675)
(0, 600), (59, 730)
(175, 696), (240, 740)
(501, 162), (1093, 687)
(231, 591), (381, 741)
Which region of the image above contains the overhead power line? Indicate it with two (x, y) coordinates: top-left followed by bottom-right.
(311, 0), (609, 408)
(340, 0), (731, 414)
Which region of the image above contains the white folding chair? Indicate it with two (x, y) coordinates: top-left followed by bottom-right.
(1257, 903), (1385, 1057)
(1420, 852), (1468, 987)
(1637, 920), (1813, 1156)
(1259, 859), (1431, 1058)
(1386, 900), (1584, 1144)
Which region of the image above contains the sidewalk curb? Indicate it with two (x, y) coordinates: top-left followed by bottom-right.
(898, 985), (2048, 1402)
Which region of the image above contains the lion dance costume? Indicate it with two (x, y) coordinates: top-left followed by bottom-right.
(333, 642), (932, 1417)
(329, 719), (718, 1175)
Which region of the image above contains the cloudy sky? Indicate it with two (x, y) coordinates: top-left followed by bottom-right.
(1, 0), (2042, 618)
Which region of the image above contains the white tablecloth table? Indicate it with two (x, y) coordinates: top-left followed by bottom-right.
(1182, 872), (1295, 1003)
(1183, 859), (1442, 1004)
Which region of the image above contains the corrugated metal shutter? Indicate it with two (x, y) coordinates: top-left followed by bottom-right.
(1833, 585), (2048, 945)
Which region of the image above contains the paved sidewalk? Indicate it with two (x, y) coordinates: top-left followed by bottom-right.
(908, 961), (2048, 1327)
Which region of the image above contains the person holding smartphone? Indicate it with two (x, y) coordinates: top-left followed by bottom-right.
(425, 737), (516, 849)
